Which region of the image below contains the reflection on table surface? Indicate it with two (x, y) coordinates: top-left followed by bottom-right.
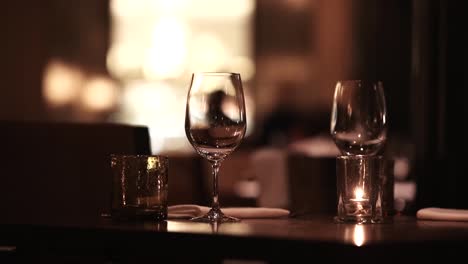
(3, 215), (468, 262)
(54, 215), (468, 247)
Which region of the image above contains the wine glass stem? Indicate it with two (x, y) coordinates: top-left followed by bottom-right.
(211, 161), (221, 210)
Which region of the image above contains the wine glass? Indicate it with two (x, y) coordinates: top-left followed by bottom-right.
(330, 80), (387, 156)
(185, 72), (247, 222)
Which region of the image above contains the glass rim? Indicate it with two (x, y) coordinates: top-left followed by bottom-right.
(192, 72), (240, 76)
(336, 80), (383, 85)
(110, 154), (169, 159)
(336, 155), (384, 160)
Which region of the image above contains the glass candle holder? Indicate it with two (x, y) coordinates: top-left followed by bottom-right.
(334, 155), (392, 224)
(110, 154), (169, 221)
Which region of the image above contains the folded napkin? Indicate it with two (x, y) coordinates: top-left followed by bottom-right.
(417, 207), (468, 221)
(168, 204), (290, 219)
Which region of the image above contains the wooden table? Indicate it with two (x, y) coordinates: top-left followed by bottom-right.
(2, 214), (468, 263)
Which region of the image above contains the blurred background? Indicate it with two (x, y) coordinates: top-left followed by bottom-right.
(1, 0), (465, 213)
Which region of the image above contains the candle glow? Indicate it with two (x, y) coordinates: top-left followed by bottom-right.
(355, 188), (365, 200)
(350, 187), (368, 203)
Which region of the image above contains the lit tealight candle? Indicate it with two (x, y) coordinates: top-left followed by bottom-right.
(350, 187), (368, 202)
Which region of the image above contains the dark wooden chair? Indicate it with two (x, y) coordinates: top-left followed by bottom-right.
(287, 154), (337, 216)
(166, 154), (206, 206)
(0, 121), (151, 224)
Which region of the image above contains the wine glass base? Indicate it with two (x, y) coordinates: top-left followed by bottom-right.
(334, 215), (387, 224)
(334, 215), (372, 224)
(190, 208), (240, 223)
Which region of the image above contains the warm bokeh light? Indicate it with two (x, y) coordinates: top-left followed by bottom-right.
(231, 56), (255, 81)
(108, 0), (255, 153)
(188, 33), (227, 73)
(394, 157), (410, 180)
(143, 17), (188, 79)
(80, 76), (119, 111)
(111, 0), (189, 17)
(43, 59), (83, 107)
(107, 43), (145, 79)
(182, 0), (254, 18)
(108, 0), (254, 81)
(117, 81), (187, 153)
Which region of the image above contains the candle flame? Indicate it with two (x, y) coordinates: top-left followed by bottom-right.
(355, 188), (365, 200)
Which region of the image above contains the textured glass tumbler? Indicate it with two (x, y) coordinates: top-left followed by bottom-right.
(111, 155), (168, 221)
(334, 155), (393, 224)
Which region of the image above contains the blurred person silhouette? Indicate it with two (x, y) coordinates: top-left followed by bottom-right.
(257, 81), (332, 149)
(258, 81), (306, 147)
(207, 90), (236, 126)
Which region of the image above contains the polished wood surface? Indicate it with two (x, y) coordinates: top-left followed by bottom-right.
(2, 214), (468, 262)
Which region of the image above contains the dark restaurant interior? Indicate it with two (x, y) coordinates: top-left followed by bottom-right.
(0, 0), (467, 262)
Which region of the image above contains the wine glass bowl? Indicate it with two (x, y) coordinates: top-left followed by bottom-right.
(185, 72), (246, 222)
(330, 80), (387, 156)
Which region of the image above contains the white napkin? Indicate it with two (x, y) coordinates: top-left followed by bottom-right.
(417, 207), (468, 221)
(168, 204), (290, 219)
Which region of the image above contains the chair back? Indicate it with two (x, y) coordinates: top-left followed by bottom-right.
(0, 121), (151, 223)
